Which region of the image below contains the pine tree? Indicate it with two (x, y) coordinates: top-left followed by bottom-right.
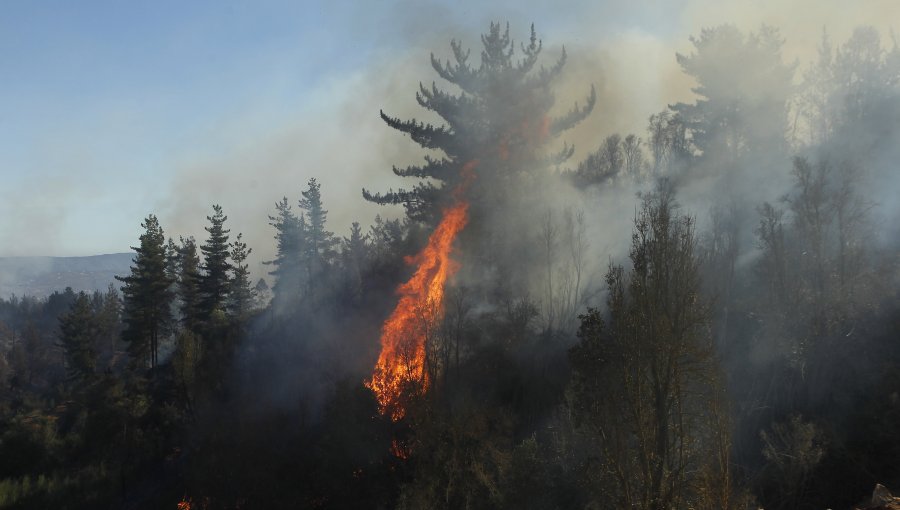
(117, 214), (173, 370)
(228, 232), (254, 320)
(672, 25), (795, 167)
(58, 292), (100, 383)
(299, 178), (338, 304)
(265, 197), (304, 308)
(340, 221), (369, 304)
(96, 283), (122, 368)
(199, 204), (232, 320)
(176, 236), (203, 333)
(362, 22), (595, 223)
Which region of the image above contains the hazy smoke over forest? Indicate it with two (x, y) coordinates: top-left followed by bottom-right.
(2, 2), (900, 509)
(136, 0), (898, 283)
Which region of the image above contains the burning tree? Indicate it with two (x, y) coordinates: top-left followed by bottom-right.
(362, 22), (595, 224)
(364, 23), (595, 419)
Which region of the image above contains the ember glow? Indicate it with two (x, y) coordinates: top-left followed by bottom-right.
(366, 161), (477, 420)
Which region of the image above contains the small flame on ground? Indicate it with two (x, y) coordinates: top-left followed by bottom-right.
(366, 161), (477, 420)
(390, 438), (410, 459)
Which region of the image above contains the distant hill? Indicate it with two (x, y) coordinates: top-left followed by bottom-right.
(0, 253), (134, 299)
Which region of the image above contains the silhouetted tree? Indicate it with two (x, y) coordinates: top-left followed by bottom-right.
(58, 292), (100, 384)
(340, 221), (369, 305)
(569, 181), (729, 509)
(363, 22), (595, 223)
(199, 205), (231, 321)
(228, 232), (254, 320)
(94, 283), (122, 368)
(265, 197), (303, 309)
(299, 178), (338, 305)
(672, 25), (794, 168)
(176, 236), (203, 334)
(117, 214), (173, 370)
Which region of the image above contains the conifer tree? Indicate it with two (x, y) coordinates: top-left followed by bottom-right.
(228, 232), (254, 320)
(299, 178), (338, 262)
(363, 22), (595, 223)
(176, 236), (203, 333)
(340, 221), (369, 304)
(117, 214), (173, 370)
(299, 178), (338, 304)
(96, 283), (122, 367)
(265, 197), (304, 307)
(58, 291), (100, 383)
(199, 204), (231, 320)
(672, 25), (795, 166)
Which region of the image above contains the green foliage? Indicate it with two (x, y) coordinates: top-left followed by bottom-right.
(175, 236), (203, 334)
(568, 182), (728, 509)
(228, 232), (254, 320)
(363, 22), (595, 223)
(0, 19), (899, 510)
(265, 196), (303, 307)
(117, 214), (173, 370)
(199, 204), (232, 320)
(58, 292), (100, 384)
(673, 24), (795, 164)
(298, 178), (339, 306)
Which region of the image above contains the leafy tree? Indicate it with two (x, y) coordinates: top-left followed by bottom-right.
(569, 133), (648, 186)
(363, 22), (595, 223)
(117, 214), (173, 370)
(199, 205), (232, 320)
(832, 27), (900, 128)
(798, 26), (900, 152)
(647, 110), (690, 175)
(569, 181), (729, 509)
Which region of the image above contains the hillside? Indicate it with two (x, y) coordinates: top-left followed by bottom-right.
(0, 253), (133, 299)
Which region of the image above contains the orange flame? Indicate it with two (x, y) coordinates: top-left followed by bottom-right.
(367, 161), (477, 420)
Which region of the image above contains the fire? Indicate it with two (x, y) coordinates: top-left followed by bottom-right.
(367, 161), (477, 420)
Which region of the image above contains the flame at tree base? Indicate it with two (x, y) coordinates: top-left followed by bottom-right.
(367, 162), (476, 421)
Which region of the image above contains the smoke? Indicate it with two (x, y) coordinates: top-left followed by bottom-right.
(2, 1), (895, 264)
(155, 0), (896, 281)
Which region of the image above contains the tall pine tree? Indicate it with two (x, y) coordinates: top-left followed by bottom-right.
(299, 178), (338, 305)
(340, 221), (369, 305)
(228, 232), (254, 320)
(199, 205), (231, 321)
(265, 197), (304, 309)
(58, 292), (100, 384)
(176, 236), (203, 334)
(362, 22), (595, 223)
(117, 214), (173, 370)
(672, 25), (795, 168)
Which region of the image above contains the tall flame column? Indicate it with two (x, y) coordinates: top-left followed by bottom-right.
(366, 161), (477, 420)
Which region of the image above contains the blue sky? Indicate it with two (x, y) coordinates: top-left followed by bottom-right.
(0, 2), (373, 256)
(0, 0), (892, 266)
(0, 0), (686, 259)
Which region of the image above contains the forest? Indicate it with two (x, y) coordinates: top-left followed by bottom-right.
(1, 21), (899, 509)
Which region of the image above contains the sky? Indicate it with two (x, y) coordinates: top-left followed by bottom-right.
(1, 0), (896, 278)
